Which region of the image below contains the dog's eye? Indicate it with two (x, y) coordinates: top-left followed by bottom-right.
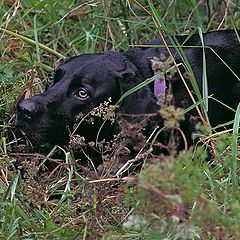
(78, 89), (89, 99)
(48, 74), (54, 84)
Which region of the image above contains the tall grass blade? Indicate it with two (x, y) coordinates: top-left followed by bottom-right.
(10, 172), (20, 202)
(231, 103), (240, 194)
(33, 15), (41, 64)
(116, 75), (158, 105)
(198, 27), (208, 112)
(147, 0), (163, 30)
(0, 27), (65, 59)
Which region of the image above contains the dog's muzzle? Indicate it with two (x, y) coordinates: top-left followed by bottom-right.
(16, 99), (39, 124)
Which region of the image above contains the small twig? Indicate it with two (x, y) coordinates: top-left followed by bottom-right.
(115, 126), (159, 177)
(174, 127), (188, 151)
(70, 111), (92, 136)
(7, 152), (61, 164)
(184, 0), (203, 32)
(81, 149), (98, 174)
(217, 0), (230, 30)
(88, 176), (135, 183)
(1, 1), (21, 40)
(54, 1), (98, 24)
(162, 0), (174, 20)
(46, 164), (63, 180)
(0, 169), (9, 186)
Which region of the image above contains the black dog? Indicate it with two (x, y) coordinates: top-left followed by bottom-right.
(16, 30), (240, 160)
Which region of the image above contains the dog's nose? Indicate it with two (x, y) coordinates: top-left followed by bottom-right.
(17, 100), (37, 121)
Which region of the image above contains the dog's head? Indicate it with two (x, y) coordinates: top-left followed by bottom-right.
(16, 51), (158, 146)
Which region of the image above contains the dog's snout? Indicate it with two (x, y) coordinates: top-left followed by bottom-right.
(17, 100), (38, 121)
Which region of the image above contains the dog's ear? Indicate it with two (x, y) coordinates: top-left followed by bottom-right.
(115, 60), (136, 81)
(116, 61), (159, 115)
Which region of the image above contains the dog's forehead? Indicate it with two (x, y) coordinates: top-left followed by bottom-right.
(58, 52), (127, 74)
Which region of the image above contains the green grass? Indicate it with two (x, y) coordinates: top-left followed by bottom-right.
(0, 0), (240, 239)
